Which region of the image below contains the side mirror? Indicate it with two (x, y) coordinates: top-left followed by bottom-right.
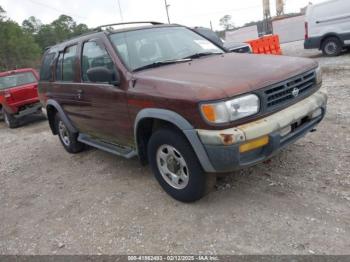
(87, 67), (120, 85)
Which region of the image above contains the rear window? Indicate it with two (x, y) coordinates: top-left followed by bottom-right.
(40, 52), (55, 81)
(0, 72), (37, 90)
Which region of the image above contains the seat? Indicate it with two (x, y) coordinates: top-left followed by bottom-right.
(138, 42), (158, 63)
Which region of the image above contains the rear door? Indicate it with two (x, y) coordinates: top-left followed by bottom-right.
(52, 44), (90, 133)
(73, 38), (129, 144)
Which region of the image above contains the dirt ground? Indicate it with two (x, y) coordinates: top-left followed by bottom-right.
(0, 41), (349, 255)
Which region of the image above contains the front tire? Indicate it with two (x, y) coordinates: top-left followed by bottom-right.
(148, 128), (216, 202)
(322, 37), (342, 56)
(54, 114), (84, 153)
(2, 108), (18, 128)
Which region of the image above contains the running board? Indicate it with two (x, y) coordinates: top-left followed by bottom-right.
(78, 134), (137, 159)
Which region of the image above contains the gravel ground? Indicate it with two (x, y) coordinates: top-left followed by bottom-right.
(0, 41), (349, 255)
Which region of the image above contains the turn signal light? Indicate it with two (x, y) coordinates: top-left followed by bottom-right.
(239, 135), (269, 153)
(201, 104), (216, 122)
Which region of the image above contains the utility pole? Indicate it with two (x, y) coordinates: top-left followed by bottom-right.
(210, 20), (213, 30)
(262, 0), (272, 35)
(276, 0), (285, 16)
(117, 0), (124, 21)
(164, 0), (171, 24)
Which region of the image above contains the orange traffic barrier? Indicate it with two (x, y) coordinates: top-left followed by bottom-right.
(246, 35), (282, 55)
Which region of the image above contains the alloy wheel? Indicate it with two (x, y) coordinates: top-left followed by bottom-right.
(58, 120), (70, 146)
(156, 144), (189, 189)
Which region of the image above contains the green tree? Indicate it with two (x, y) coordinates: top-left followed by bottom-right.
(219, 15), (235, 30)
(0, 9), (91, 71)
(33, 15), (89, 50)
(35, 24), (57, 50)
(0, 5), (5, 21)
(73, 23), (89, 36)
(0, 8), (41, 71)
(51, 15), (76, 42)
(22, 16), (42, 34)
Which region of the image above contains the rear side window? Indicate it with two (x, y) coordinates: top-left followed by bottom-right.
(40, 52), (55, 81)
(62, 45), (77, 82)
(81, 41), (115, 82)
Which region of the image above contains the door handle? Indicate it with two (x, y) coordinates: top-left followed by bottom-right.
(77, 89), (83, 99)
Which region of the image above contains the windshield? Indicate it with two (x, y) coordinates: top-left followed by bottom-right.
(109, 27), (224, 71)
(0, 72), (36, 90)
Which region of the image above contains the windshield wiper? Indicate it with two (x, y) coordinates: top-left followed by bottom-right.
(183, 52), (222, 60)
(133, 58), (191, 72)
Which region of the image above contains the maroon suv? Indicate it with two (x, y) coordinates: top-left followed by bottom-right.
(38, 22), (327, 202)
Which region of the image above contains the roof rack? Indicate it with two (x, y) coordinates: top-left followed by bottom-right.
(94, 21), (164, 31)
(44, 22), (165, 50)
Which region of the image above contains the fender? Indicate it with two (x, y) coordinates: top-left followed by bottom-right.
(321, 32), (342, 41)
(46, 99), (78, 134)
(134, 108), (216, 173)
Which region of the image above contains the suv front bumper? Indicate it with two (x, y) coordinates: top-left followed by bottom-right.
(196, 90), (328, 173)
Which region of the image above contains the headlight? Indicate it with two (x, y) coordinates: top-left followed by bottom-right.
(315, 65), (322, 85)
(200, 94), (260, 124)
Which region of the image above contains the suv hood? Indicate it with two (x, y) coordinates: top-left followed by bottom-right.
(133, 53), (318, 101)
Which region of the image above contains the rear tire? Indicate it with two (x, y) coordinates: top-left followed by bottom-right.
(54, 114), (84, 153)
(147, 128), (216, 202)
(2, 108), (18, 129)
(322, 37), (342, 57)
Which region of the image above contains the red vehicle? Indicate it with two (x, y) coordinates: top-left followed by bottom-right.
(0, 68), (42, 128)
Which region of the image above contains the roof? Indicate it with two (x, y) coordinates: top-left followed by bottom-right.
(0, 68), (37, 77)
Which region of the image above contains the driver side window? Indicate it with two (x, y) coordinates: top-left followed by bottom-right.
(81, 41), (115, 82)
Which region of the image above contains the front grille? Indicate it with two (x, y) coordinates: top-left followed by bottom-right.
(264, 70), (316, 108)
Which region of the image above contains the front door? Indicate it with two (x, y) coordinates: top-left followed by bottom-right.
(74, 39), (130, 144)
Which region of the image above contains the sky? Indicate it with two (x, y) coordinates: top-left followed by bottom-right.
(0, 0), (326, 30)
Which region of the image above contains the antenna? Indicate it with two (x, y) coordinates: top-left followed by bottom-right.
(262, 0), (273, 35)
(117, 0), (124, 21)
(164, 0), (171, 24)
